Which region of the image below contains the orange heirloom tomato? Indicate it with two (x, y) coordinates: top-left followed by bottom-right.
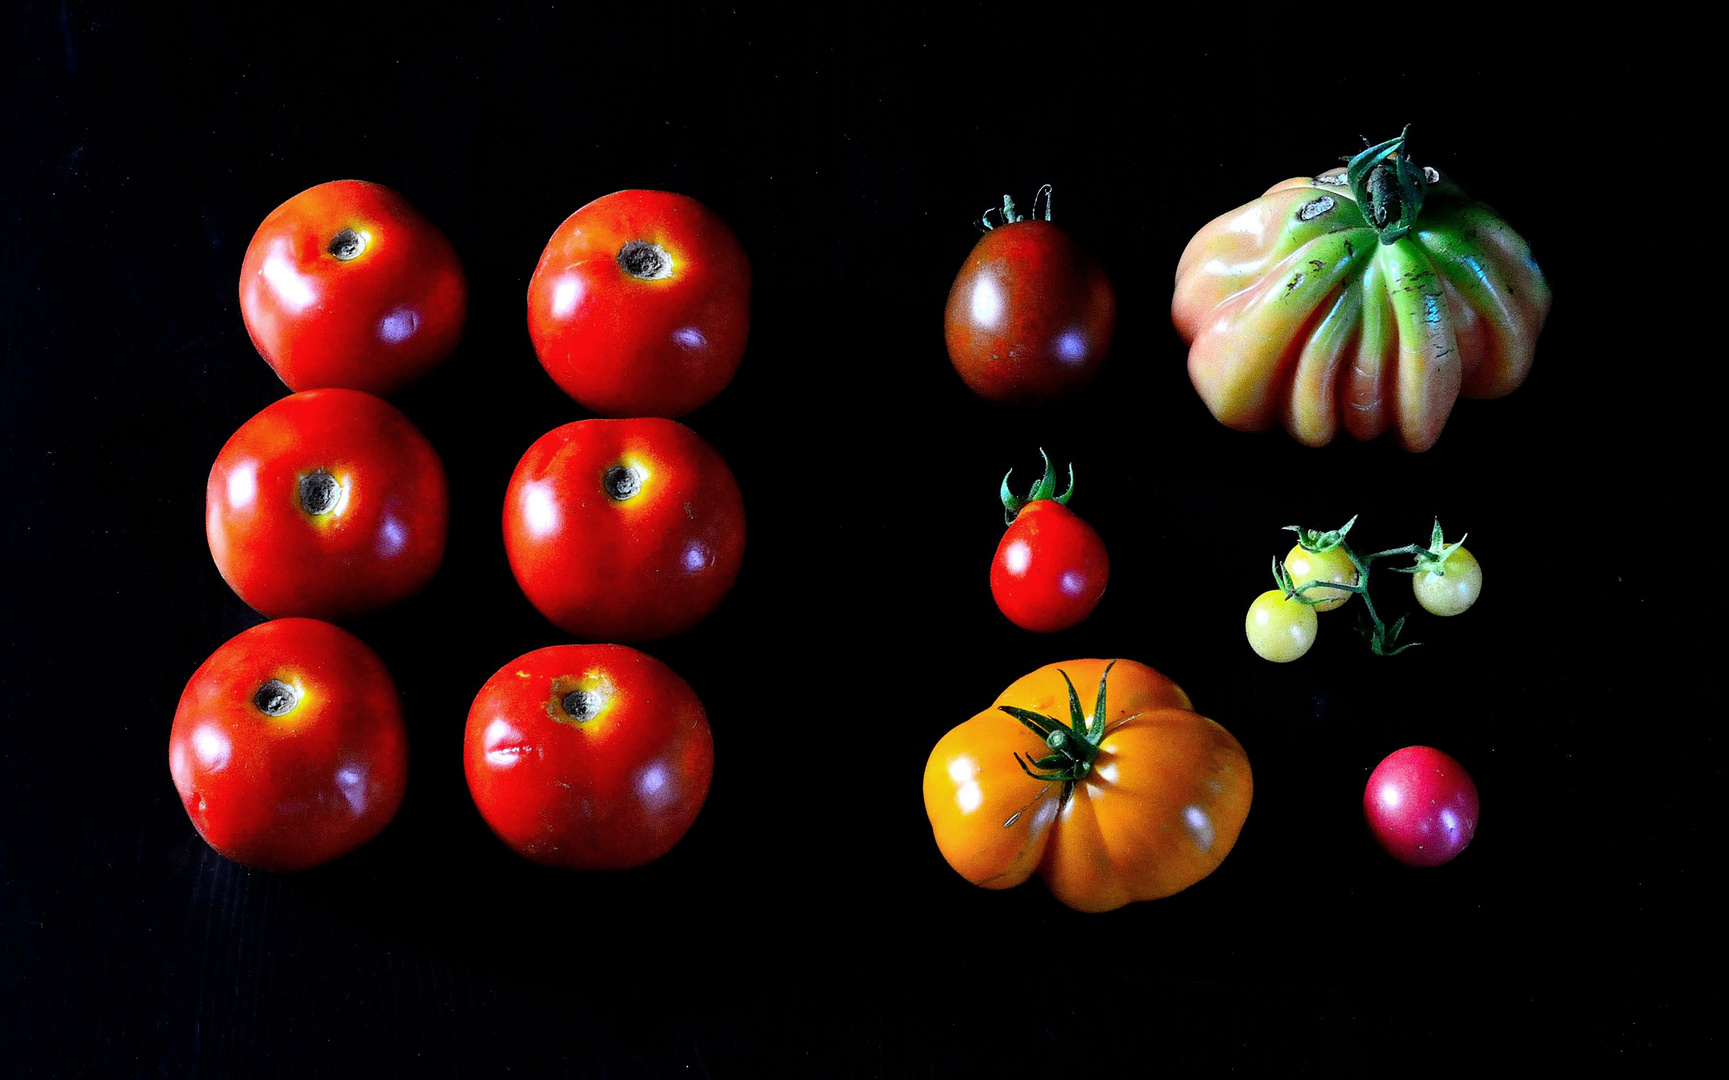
(922, 659), (1252, 913)
(1172, 131), (1550, 451)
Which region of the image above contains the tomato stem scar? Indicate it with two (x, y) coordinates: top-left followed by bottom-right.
(617, 240), (673, 280)
(603, 465), (643, 501)
(327, 228), (367, 261)
(298, 469), (341, 515)
(253, 679), (299, 717)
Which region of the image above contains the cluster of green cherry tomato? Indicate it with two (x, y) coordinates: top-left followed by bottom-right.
(176, 128), (1533, 901)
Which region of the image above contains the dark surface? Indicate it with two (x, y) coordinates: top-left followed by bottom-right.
(1, 5), (1710, 1076)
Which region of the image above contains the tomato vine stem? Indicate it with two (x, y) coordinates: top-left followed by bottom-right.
(1276, 517), (1469, 656)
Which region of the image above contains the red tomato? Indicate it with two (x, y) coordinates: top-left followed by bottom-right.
(923, 659), (1252, 912)
(464, 644), (714, 869)
(944, 192), (1116, 405)
(503, 418), (745, 641)
(239, 180), (467, 396)
(206, 389), (449, 620)
(527, 190), (751, 418)
(1363, 745), (1480, 867)
(990, 455), (1108, 632)
(169, 618), (408, 871)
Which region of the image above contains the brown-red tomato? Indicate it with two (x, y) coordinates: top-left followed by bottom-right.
(944, 192), (1116, 405)
(526, 190), (751, 418)
(169, 618), (408, 871)
(239, 180), (467, 396)
(464, 644), (714, 870)
(502, 418), (744, 641)
(206, 389), (449, 620)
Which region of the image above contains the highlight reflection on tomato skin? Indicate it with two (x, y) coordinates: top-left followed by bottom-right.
(168, 618), (408, 872)
(239, 179), (467, 396)
(463, 644), (714, 870)
(205, 389), (449, 620)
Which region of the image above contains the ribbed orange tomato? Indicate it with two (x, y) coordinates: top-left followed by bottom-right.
(922, 659), (1252, 912)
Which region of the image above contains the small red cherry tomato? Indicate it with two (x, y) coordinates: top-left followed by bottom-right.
(239, 180), (467, 395)
(206, 389), (449, 620)
(944, 188), (1116, 405)
(464, 644), (714, 869)
(989, 452), (1108, 632)
(169, 618), (408, 871)
(527, 189), (751, 418)
(1363, 745), (1480, 867)
(503, 418), (745, 641)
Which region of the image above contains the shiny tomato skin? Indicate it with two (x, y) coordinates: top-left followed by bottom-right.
(923, 659), (1252, 913)
(239, 180), (467, 396)
(1364, 745), (1480, 867)
(503, 418), (745, 641)
(464, 644), (714, 869)
(944, 220), (1116, 405)
(527, 190), (751, 418)
(990, 501), (1109, 632)
(206, 389), (449, 620)
(168, 618), (408, 872)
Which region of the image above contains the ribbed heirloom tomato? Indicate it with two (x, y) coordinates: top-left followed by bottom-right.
(503, 418), (745, 641)
(923, 659), (1252, 912)
(239, 180), (467, 396)
(945, 188), (1116, 405)
(206, 389), (449, 620)
(1172, 131), (1550, 451)
(464, 644), (714, 869)
(169, 618), (409, 871)
(527, 189), (751, 418)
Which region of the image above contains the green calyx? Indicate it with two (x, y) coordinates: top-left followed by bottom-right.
(1000, 448), (1074, 525)
(1344, 126), (1429, 245)
(978, 184), (1053, 231)
(999, 661), (1118, 786)
(1284, 514), (1357, 555)
(1393, 517), (1469, 577)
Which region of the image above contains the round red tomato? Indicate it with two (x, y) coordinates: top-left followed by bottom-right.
(527, 189), (751, 418)
(464, 643), (714, 869)
(206, 389), (449, 620)
(923, 659), (1252, 912)
(944, 191), (1116, 405)
(503, 418), (744, 641)
(239, 180), (467, 396)
(1363, 745), (1480, 867)
(990, 455), (1108, 632)
(169, 618), (408, 871)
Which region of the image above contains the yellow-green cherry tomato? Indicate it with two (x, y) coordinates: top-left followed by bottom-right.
(1412, 547), (1482, 616)
(1283, 543), (1357, 613)
(1245, 589), (1318, 662)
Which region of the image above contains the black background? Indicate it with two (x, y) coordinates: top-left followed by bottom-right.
(1, 4), (1712, 1076)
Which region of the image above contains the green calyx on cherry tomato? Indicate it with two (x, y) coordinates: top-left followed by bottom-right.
(990, 449), (1109, 633)
(945, 186), (1117, 406)
(503, 417), (745, 641)
(526, 189), (751, 418)
(169, 618), (408, 871)
(1406, 518), (1483, 616)
(1173, 128), (1551, 451)
(239, 180), (468, 396)
(464, 644), (714, 870)
(206, 389), (449, 620)
(922, 659), (1252, 913)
